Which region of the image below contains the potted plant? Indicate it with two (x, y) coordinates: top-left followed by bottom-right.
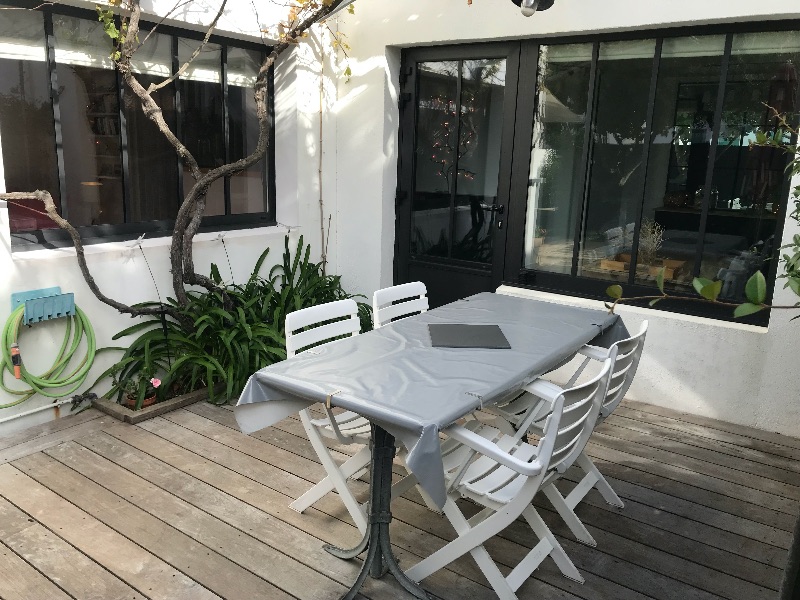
(116, 370), (161, 410)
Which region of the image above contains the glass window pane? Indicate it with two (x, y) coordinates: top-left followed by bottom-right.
(524, 43), (592, 273)
(637, 35), (726, 290)
(125, 33), (178, 222)
(54, 16), (124, 227)
(698, 32), (800, 302)
(178, 38), (224, 215)
(412, 61), (459, 258)
(227, 47), (265, 214)
(450, 58), (506, 263)
(0, 8), (59, 235)
(578, 39), (656, 282)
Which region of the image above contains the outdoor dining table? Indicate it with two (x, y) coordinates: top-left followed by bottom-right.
(235, 292), (626, 599)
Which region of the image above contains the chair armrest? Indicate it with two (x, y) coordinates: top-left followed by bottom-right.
(442, 424), (543, 477)
(577, 344), (609, 361)
(521, 379), (563, 403)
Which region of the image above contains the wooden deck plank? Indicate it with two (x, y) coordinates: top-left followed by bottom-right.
(160, 409), (712, 600)
(0, 408), (102, 452)
(42, 439), (361, 600)
(597, 421), (800, 496)
(12, 451), (294, 600)
(0, 497), (140, 600)
(623, 400), (800, 452)
(73, 429), (423, 600)
(613, 406), (800, 471)
(0, 416), (116, 465)
(0, 463), (220, 600)
(0, 540), (73, 600)
(587, 433), (799, 514)
(255, 414), (768, 599)
(558, 469), (788, 567)
(96, 422), (520, 600)
(123, 415), (633, 600)
(585, 441), (797, 532)
(197, 400), (789, 567)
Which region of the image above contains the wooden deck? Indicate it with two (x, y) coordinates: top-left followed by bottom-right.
(0, 400), (796, 600)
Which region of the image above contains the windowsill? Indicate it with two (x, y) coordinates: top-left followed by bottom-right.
(496, 284), (769, 334)
(9, 224), (293, 262)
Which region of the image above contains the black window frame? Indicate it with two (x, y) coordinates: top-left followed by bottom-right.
(2, 0), (276, 251)
(500, 21), (800, 326)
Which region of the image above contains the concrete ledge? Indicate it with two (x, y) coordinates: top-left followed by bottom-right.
(91, 387), (211, 424)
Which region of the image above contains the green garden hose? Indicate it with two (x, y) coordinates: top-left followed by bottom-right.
(0, 305), (96, 409)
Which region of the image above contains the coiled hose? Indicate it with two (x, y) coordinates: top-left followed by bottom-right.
(0, 305), (96, 409)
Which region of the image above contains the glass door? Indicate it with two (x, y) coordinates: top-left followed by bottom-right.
(396, 44), (520, 307)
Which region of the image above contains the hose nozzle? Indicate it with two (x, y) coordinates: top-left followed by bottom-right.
(10, 343), (21, 379)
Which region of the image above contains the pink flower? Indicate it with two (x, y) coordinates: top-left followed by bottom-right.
(150, 378), (162, 388)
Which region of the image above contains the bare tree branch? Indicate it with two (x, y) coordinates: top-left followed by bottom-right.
(147, 0), (228, 93)
(0, 191), (182, 320)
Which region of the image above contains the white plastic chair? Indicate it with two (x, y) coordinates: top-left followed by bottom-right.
(373, 281), (428, 328)
(489, 321), (648, 523)
(285, 299), (371, 534)
(404, 358), (614, 599)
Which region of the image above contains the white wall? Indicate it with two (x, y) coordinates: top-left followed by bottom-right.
(329, 0), (800, 435)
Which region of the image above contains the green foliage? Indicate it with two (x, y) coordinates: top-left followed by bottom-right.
(95, 235), (372, 408)
(606, 285), (623, 300)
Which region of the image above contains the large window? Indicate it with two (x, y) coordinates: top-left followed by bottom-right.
(0, 4), (274, 248)
(521, 27), (799, 317)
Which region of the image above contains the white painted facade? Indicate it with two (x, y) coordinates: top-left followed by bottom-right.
(1, 0), (799, 435)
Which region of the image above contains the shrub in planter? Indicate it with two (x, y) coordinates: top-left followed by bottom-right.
(89, 235), (371, 409)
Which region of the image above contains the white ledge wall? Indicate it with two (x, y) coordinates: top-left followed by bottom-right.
(330, 0), (800, 436)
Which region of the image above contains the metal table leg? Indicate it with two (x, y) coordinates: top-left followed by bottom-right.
(324, 424), (434, 600)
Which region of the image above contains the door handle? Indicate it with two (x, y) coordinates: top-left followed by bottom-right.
(480, 203), (505, 215)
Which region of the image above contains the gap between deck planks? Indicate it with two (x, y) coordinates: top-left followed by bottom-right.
(182, 404), (782, 600)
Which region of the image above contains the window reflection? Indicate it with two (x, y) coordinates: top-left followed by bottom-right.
(55, 16), (123, 227)
(227, 47), (266, 214)
(637, 35), (725, 290)
(412, 61), (459, 258)
(524, 43), (592, 273)
(178, 38), (224, 215)
(0, 9), (59, 234)
(126, 32), (179, 222)
(578, 39), (656, 281)
(700, 32), (799, 302)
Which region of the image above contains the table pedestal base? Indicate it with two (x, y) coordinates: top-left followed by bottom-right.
(324, 425), (434, 600)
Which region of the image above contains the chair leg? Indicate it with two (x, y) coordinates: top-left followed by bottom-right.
(521, 505), (584, 583)
(291, 445), (371, 513)
(575, 452), (624, 508)
(294, 410), (368, 535)
(405, 498), (518, 599)
(543, 484), (596, 547)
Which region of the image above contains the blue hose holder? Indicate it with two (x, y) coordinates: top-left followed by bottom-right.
(10, 288), (76, 325)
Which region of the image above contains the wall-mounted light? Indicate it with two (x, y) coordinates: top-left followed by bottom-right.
(511, 0), (555, 17)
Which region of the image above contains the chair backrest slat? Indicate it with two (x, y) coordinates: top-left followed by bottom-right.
(549, 354), (615, 473)
(373, 282), (428, 328)
(599, 321), (648, 419)
(285, 299), (360, 358)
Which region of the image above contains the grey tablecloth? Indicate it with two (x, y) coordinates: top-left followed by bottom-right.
(235, 292), (626, 508)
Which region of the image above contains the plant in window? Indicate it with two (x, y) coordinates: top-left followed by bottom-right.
(637, 218), (663, 267)
(606, 106), (800, 319)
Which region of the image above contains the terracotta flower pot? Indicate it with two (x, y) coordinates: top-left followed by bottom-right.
(122, 395), (157, 410)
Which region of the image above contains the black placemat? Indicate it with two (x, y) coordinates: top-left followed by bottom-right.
(428, 324), (511, 349)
